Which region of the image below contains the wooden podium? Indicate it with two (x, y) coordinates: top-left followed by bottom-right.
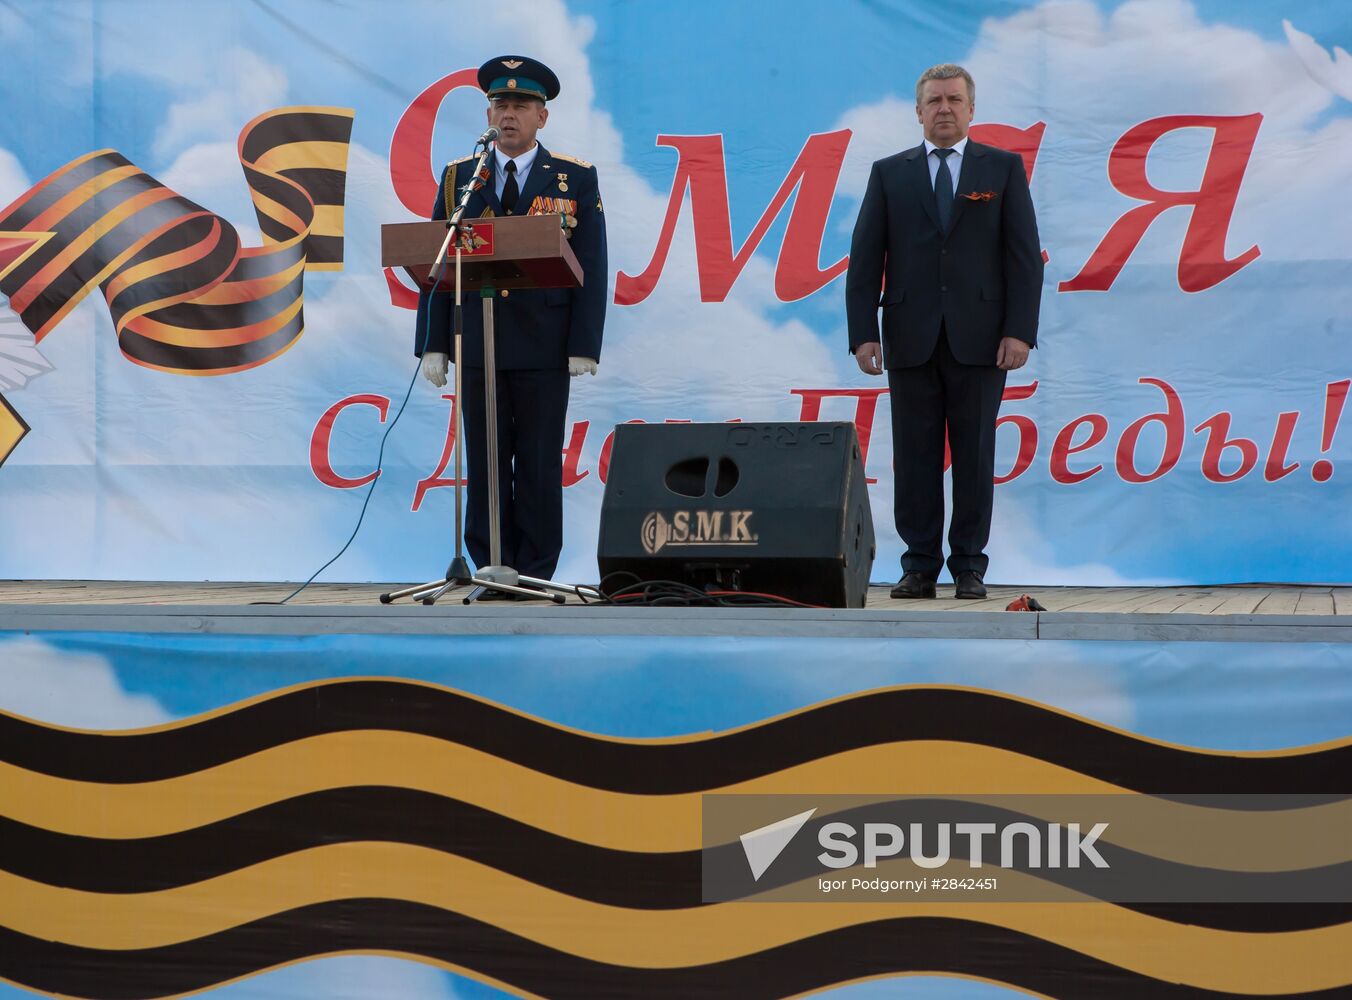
(381, 215), (583, 292)
(378, 213), (590, 605)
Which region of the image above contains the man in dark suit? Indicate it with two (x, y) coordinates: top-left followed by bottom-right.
(846, 63), (1042, 600)
(416, 55), (607, 586)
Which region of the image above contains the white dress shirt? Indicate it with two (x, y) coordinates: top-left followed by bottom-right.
(493, 142), (539, 201)
(924, 136), (968, 191)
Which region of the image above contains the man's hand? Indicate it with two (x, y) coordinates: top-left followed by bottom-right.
(568, 357), (598, 377)
(421, 352), (449, 387)
(854, 342), (883, 376)
(996, 337), (1030, 371)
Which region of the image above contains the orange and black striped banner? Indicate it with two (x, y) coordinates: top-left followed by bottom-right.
(0, 391), (27, 466)
(0, 106), (353, 378)
(1, 679), (1349, 999)
(0, 230), (50, 467)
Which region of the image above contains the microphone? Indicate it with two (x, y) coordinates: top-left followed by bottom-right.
(474, 126), (500, 147)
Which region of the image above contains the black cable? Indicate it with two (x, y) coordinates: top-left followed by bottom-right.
(254, 216), (456, 606)
(253, 146), (815, 611)
(587, 572), (824, 610)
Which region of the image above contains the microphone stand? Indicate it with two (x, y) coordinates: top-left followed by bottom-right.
(380, 141), (566, 606)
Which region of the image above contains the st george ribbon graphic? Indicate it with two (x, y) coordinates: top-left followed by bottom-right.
(0, 105), (354, 467)
(1, 678), (1350, 999)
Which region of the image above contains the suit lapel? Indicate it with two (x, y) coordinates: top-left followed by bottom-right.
(904, 145), (942, 233)
(947, 140), (987, 235)
(514, 142), (556, 216)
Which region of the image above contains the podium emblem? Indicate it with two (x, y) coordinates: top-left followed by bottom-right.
(453, 222), (495, 257)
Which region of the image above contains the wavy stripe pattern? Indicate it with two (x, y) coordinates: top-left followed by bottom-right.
(8, 907), (1349, 1000)
(2, 787), (1349, 933)
(1, 679), (1348, 999)
(0, 106), (352, 374)
(6, 680), (1349, 789)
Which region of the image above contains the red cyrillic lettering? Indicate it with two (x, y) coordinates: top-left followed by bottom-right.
(597, 419), (646, 485)
(385, 265), (420, 311)
(994, 381), (1039, 484)
(387, 69), (481, 310)
(389, 69), (480, 216)
(1061, 114), (1262, 293)
(412, 393), (464, 511)
(1313, 379), (1350, 483)
(995, 415), (1037, 484)
(970, 122), (1050, 263)
(791, 387), (889, 483)
(1194, 412), (1258, 483)
(1050, 414), (1109, 484)
(309, 394), (389, 488)
(1265, 411), (1301, 481)
(562, 421), (590, 487)
(969, 122), (1047, 184)
(616, 131), (851, 305)
(1116, 378), (1186, 483)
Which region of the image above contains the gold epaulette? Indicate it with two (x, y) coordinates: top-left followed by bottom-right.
(551, 152), (593, 169)
(442, 155), (480, 217)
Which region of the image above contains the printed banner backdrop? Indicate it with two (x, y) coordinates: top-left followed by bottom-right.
(1, 629), (1349, 999)
(1, 0), (1350, 585)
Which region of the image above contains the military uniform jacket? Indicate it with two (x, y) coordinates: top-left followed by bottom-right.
(845, 140), (1042, 369)
(414, 143), (607, 369)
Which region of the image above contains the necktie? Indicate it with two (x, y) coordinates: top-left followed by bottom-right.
(934, 147), (955, 232)
(502, 159), (519, 215)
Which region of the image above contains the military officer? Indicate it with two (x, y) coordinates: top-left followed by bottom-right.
(416, 55), (607, 586)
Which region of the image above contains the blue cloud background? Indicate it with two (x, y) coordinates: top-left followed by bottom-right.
(0, 2), (1349, 577)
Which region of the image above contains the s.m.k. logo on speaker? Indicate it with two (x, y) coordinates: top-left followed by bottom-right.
(641, 510), (759, 555)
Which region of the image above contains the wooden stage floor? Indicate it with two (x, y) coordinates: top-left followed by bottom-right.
(0, 579), (1349, 615)
(1, 580), (1349, 643)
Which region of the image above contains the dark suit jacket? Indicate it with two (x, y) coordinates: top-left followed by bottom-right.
(414, 142), (607, 369)
(845, 140), (1042, 368)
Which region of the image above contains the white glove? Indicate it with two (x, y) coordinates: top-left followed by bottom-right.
(421, 352), (448, 388)
(568, 356), (598, 377)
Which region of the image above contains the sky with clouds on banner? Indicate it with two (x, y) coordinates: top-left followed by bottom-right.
(0, 0), (1350, 592)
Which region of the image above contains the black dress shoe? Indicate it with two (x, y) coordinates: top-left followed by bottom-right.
(890, 572), (937, 599)
(954, 571), (987, 600)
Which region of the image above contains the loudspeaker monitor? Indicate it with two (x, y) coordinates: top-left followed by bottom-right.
(597, 421), (875, 608)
